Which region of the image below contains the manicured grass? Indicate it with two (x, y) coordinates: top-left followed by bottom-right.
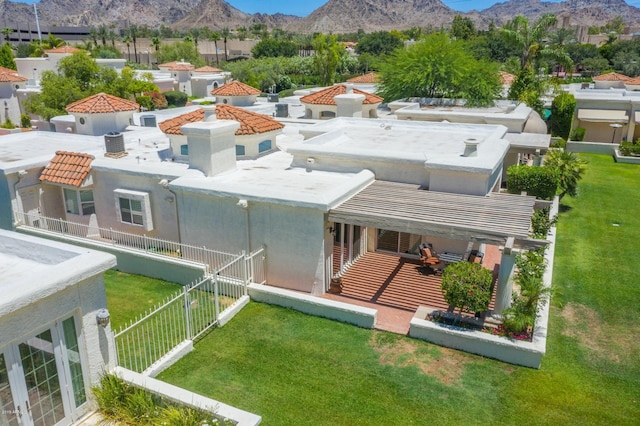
(104, 269), (183, 330)
(157, 154), (639, 424)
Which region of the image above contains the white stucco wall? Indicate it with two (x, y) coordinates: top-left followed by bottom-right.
(177, 191), (328, 294)
(0, 230), (117, 388)
(91, 170), (180, 241)
(215, 94), (257, 107)
(72, 111), (136, 136)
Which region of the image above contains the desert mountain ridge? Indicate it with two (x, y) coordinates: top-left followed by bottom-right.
(2, 0), (640, 33)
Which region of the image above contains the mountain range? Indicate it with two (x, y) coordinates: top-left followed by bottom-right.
(3, 0), (640, 33)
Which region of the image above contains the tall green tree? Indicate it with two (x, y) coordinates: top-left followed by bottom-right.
(549, 93), (576, 139)
(543, 150), (588, 199)
(355, 31), (403, 56)
(450, 15), (476, 40)
(1, 27), (13, 44)
(252, 38), (298, 58)
(377, 32), (501, 106)
(128, 24), (139, 63)
(0, 44), (16, 70)
(312, 33), (344, 86)
(156, 40), (205, 67)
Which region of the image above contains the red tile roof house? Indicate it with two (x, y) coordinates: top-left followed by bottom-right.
(158, 61), (195, 95)
(0, 69), (28, 128)
(159, 104), (284, 159)
(300, 84), (383, 119)
(210, 80), (261, 107)
(65, 93), (139, 136)
(592, 71), (631, 89)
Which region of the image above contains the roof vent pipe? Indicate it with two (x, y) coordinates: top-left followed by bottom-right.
(345, 83), (354, 94)
(463, 138), (479, 157)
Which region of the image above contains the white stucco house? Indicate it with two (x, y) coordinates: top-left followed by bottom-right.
(159, 104), (284, 160)
(0, 96), (546, 323)
(0, 67), (28, 126)
(210, 80), (261, 107)
(65, 93), (140, 136)
(0, 229), (117, 425)
(299, 84), (383, 119)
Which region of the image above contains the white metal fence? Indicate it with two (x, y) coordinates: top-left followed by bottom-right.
(114, 266), (249, 374)
(15, 211), (241, 272)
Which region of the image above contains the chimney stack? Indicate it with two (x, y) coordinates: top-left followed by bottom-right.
(181, 119), (240, 177)
(463, 138), (479, 157)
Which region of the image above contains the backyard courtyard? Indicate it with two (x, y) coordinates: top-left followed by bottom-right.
(106, 154), (640, 424)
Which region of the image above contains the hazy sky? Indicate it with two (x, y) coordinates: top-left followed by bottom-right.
(21, 0), (640, 17)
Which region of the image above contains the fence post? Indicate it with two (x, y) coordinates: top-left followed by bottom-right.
(143, 234), (148, 252)
(242, 250), (249, 296)
(183, 285), (192, 340)
(213, 275), (220, 322)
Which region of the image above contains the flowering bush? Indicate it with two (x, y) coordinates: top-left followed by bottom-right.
(441, 261), (493, 314)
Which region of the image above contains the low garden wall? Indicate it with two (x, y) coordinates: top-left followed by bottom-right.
(114, 366), (262, 426)
(248, 283), (377, 329)
(409, 197), (558, 368)
(613, 149), (640, 164)
(566, 141), (617, 155)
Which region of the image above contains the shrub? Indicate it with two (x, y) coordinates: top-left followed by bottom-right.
(502, 249), (549, 336)
(92, 373), (228, 425)
(543, 149), (588, 199)
(506, 165), (559, 200)
(135, 95), (153, 111)
(0, 117), (14, 129)
(164, 91), (189, 108)
(619, 139), (640, 156)
(549, 137), (566, 149)
(570, 127), (586, 141)
(144, 91), (168, 110)
(531, 207), (558, 238)
(549, 93), (576, 139)
(441, 261), (493, 314)
(20, 114), (31, 128)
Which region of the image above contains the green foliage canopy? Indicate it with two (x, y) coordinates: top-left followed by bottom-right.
(377, 32), (501, 106)
(155, 40), (205, 68)
(506, 165), (559, 200)
(543, 149), (587, 198)
(441, 261), (493, 314)
(549, 93), (576, 139)
(355, 31), (403, 56)
(252, 38), (298, 58)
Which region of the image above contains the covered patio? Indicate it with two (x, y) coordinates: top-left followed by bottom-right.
(325, 180), (546, 333)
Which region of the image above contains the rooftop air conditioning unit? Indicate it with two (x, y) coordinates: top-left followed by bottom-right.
(275, 103), (288, 118)
(104, 132), (127, 157)
(140, 114), (157, 127)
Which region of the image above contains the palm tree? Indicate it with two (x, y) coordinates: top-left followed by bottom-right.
(151, 36), (161, 52)
(543, 149), (588, 199)
(107, 26), (118, 48)
(1, 27), (13, 44)
(220, 27), (231, 62)
(97, 25), (108, 47)
(501, 14), (572, 72)
(189, 27), (201, 56)
(123, 35), (132, 61)
(209, 31), (221, 65)
(128, 24), (139, 63)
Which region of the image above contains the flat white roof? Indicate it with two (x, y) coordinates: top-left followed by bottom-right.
(287, 117), (510, 173)
(0, 230), (116, 316)
(170, 151), (374, 210)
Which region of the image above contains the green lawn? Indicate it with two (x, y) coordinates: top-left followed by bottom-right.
(154, 154), (639, 424)
(104, 269), (183, 330)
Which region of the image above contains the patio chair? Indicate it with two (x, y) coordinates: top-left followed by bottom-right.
(420, 243), (440, 267)
(467, 250), (484, 265)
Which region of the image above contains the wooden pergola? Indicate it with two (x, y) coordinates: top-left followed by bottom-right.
(329, 180), (546, 250)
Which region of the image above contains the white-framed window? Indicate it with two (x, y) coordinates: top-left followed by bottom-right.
(63, 188), (95, 215)
(114, 189), (153, 231)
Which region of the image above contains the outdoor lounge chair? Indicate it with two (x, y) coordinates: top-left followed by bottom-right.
(420, 243), (440, 267)
(468, 250), (484, 264)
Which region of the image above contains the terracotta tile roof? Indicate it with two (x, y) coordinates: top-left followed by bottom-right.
(211, 80), (261, 96)
(215, 104), (284, 135)
(159, 105), (284, 136)
(625, 76), (640, 85)
(194, 66), (224, 73)
(45, 46), (83, 54)
(593, 72), (631, 81)
(300, 84), (383, 105)
(499, 71), (516, 85)
(0, 72), (27, 82)
(158, 61), (179, 68)
(65, 93), (139, 114)
(347, 72), (379, 84)
(168, 63), (195, 71)
(0, 66), (18, 74)
(39, 151), (94, 187)
(159, 109), (205, 135)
